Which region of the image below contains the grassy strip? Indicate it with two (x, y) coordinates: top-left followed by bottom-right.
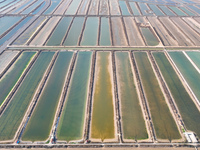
(22, 51), (73, 142)
(115, 52), (148, 140)
(0, 52), (54, 141)
(134, 52), (180, 140)
(153, 52), (200, 138)
(57, 51), (92, 141)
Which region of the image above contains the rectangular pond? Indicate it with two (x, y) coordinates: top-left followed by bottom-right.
(65, 0), (82, 15)
(153, 52), (200, 138)
(0, 52), (35, 106)
(91, 52), (115, 141)
(119, 1), (131, 15)
(169, 6), (187, 16)
(115, 52), (148, 140)
(57, 51), (92, 142)
(22, 51), (73, 142)
(0, 16), (22, 37)
(168, 52), (200, 103)
(12, 16), (46, 45)
(129, 2), (140, 15)
(46, 17), (72, 46)
(0, 52), (54, 141)
(100, 17), (111, 46)
(134, 52), (180, 140)
(63, 17), (85, 46)
(148, 4), (165, 16)
(43, 0), (62, 14)
(111, 17), (128, 46)
(186, 51), (200, 70)
(140, 27), (159, 46)
(159, 5), (175, 16)
(80, 17), (99, 46)
(0, 16), (32, 46)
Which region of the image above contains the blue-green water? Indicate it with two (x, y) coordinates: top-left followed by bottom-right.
(159, 5), (175, 16)
(22, 51), (73, 141)
(44, 0), (62, 14)
(11, 0), (34, 14)
(32, 2), (46, 14)
(138, 2), (153, 16)
(180, 7), (196, 16)
(0, 52), (54, 141)
(57, 51), (92, 141)
(46, 17), (72, 46)
(186, 51), (200, 70)
(188, 5), (200, 15)
(169, 52), (200, 103)
(21, 0), (44, 14)
(0, 16), (22, 36)
(12, 16), (45, 45)
(63, 17), (85, 46)
(0, 16), (32, 45)
(80, 17), (99, 46)
(119, 1), (131, 15)
(129, 2), (140, 15)
(0, 52), (35, 105)
(100, 17), (111, 46)
(149, 4), (165, 16)
(169, 6), (187, 16)
(65, 0), (81, 15)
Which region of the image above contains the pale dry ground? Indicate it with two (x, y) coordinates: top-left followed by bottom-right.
(0, 148), (196, 150)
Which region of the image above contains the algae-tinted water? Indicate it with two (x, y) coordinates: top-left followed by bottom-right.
(0, 52), (54, 141)
(169, 6), (187, 16)
(22, 51), (73, 142)
(0, 16), (21, 36)
(129, 2), (140, 15)
(100, 17), (111, 46)
(0, 52), (35, 105)
(46, 17), (72, 46)
(115, 52), (147, 140)
(57, 51), (92, 141)
(140, 27), (159, 46)
(149, 4), (165, 16)
(169, 52), (200, 103)
(153, 52), (200, 138)
(134, 52), (180, 140)
(44, 0), (62, 14)
(186, 51), (200, 70)
(119, 1), (131, 15)
(65, 0), (81, 15)
(63, 17), (85, 46)
(91, 52), (115, 140)
(81, 17), (99, 46)
(159, 6), (175, 16)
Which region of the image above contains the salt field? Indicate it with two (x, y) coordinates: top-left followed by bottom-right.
(0, 0), (200, 147)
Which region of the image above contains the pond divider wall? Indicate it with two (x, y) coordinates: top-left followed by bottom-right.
(0, 51), (40, 118)
(129, 51), (156, 142)
(111, 51), (123, 143)
(78, 17), (86, 46)
(84, 51), (96, 141)
(51, 51), (78, 142)
(16, 51), (59, 142)
(108, 17), (114, 46)
(0, 50), (22, 79)
(147, 51), (185, 142)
